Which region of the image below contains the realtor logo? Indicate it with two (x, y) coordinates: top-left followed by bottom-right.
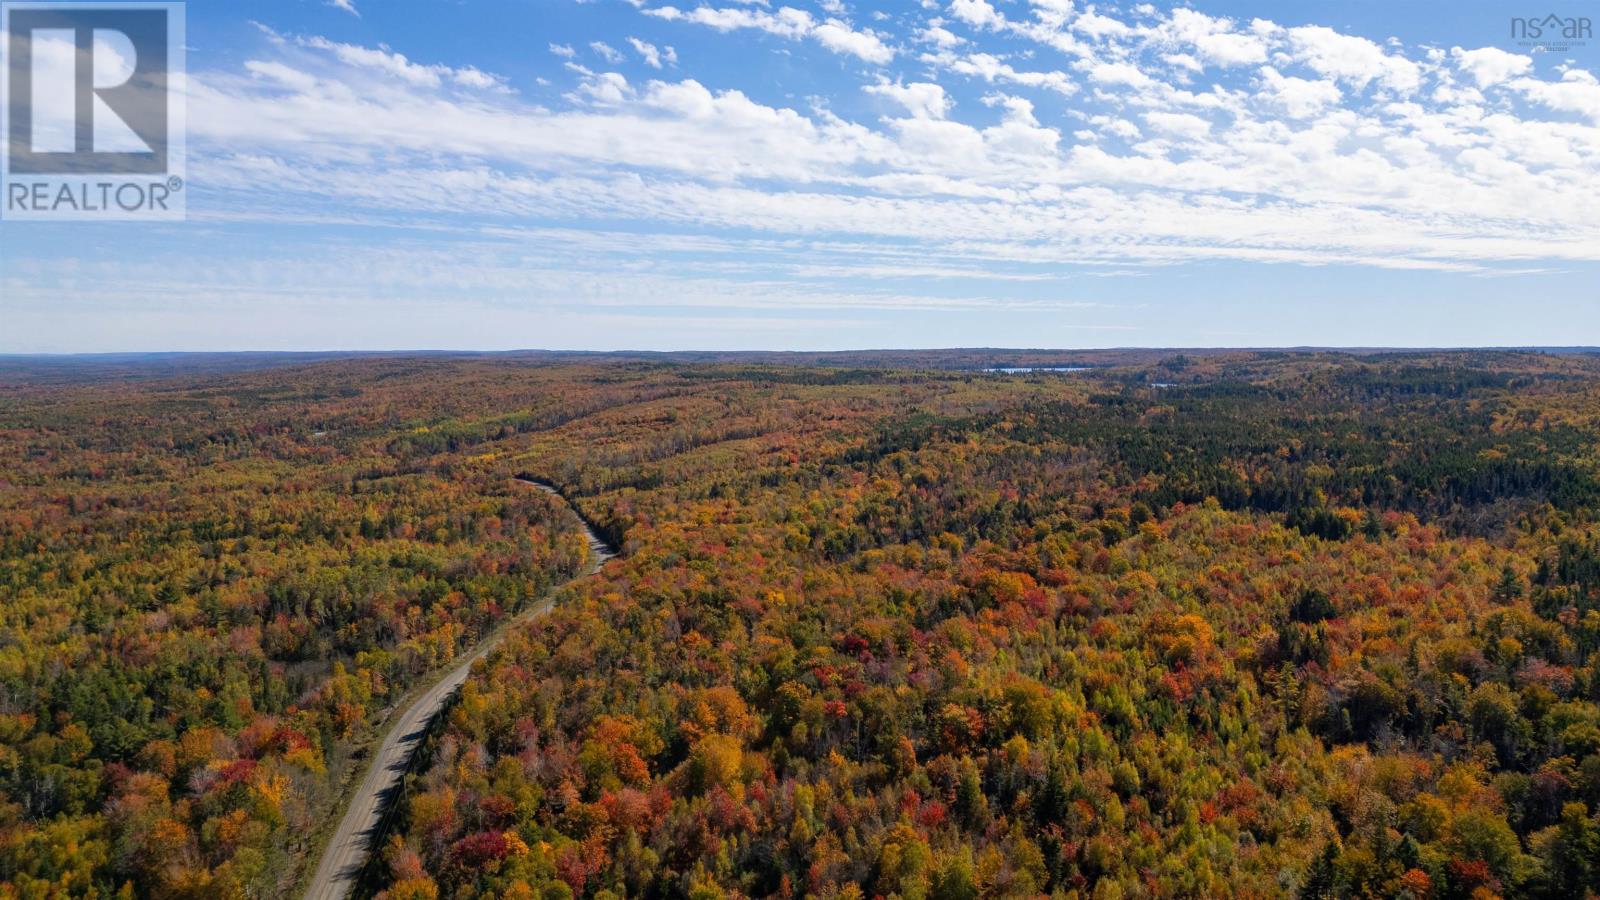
(1, 2), (185, 220)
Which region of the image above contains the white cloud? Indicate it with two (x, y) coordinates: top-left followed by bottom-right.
(982, 96), (1061, 158)
(1285, 26), (1420, 93)
(628, 37), (676, 68)
(301, 36), (439, 85)
(1074, 8), (1131, 40)
(1511, 68), (1600, 121)
(590, 41), (626, 63)
(926, 51), (1078, 97)
(1259, 66), (1341, 117)
(244, 60), (319, 92)
(1451, 46), (1532, 88)
(1143, 110), (1211, 139)
(328, 0), (359, 16)
(451, 67), (504, 91)
(168, 8), (1600, 292)
(645, 5), (893, 63)
(1087, 61), (1154, 89)
(300, 36), (508, 91)
(1161, 9), (1266, 67)
(574, 70), (631, 105)
(918, 23), (964, 48)
(813, 19), (894, 63)
(1089, 115), (1142, 140)
(33, 4), (1600, 354)
(949, 0), (1002, 30)
(1028, 0), (1077, 17)
(866, 80), (952, 119)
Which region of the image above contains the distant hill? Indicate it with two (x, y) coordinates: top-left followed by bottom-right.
(3, 345), (1597, 385)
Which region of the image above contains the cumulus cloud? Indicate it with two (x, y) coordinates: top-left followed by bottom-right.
(1259, 66), (1341, 117)
(628, 37), (677, 68)
(1512, 68), (1600, 121)
(1159, 9), (1266, 67)
(948, 0), (1003, 31)
(923, 50), (1078, 97)
(1086, 61), (1154, 89)
(644, 5), (893, 63)
(1284, 26), (1420, 93)
(299, 36), (508, 91)
(918, 23), (965, 48)
(590, 41), (626, 63)
(175, 3), (1600, 294)
(866, 80), (953, 119)
(28, 0), (1600, 354)
(1452, 46), (1532, 88)
(1143, 110), (1211, 139)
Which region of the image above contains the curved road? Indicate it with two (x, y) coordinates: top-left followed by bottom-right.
(305, 479), (614, 900)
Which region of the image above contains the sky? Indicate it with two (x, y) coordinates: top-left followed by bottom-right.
(1, 0), (1598, 352)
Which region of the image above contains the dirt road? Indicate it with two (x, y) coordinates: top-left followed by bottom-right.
(304, 479), (613, 900)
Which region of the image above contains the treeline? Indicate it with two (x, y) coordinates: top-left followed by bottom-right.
(366, 352), (1600, 899)
(0, 363), (613, 896)
(8, 352), (1600, 898)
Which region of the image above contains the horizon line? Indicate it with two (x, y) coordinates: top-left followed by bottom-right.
(4, 345), (1600, 359)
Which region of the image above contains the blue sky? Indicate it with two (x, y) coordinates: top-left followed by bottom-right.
(2, 0), (1598, 352)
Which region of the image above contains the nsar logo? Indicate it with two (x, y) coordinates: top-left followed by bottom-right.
(1511, 13), (1592, 50)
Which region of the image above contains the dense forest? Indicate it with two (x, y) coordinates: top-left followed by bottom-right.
(5, 350), (1600, 898)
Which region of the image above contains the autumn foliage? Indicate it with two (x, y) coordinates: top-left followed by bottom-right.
(6, 351), (1600, 898)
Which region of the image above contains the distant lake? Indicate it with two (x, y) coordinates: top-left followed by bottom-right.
(983, 366), (1091, 374)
